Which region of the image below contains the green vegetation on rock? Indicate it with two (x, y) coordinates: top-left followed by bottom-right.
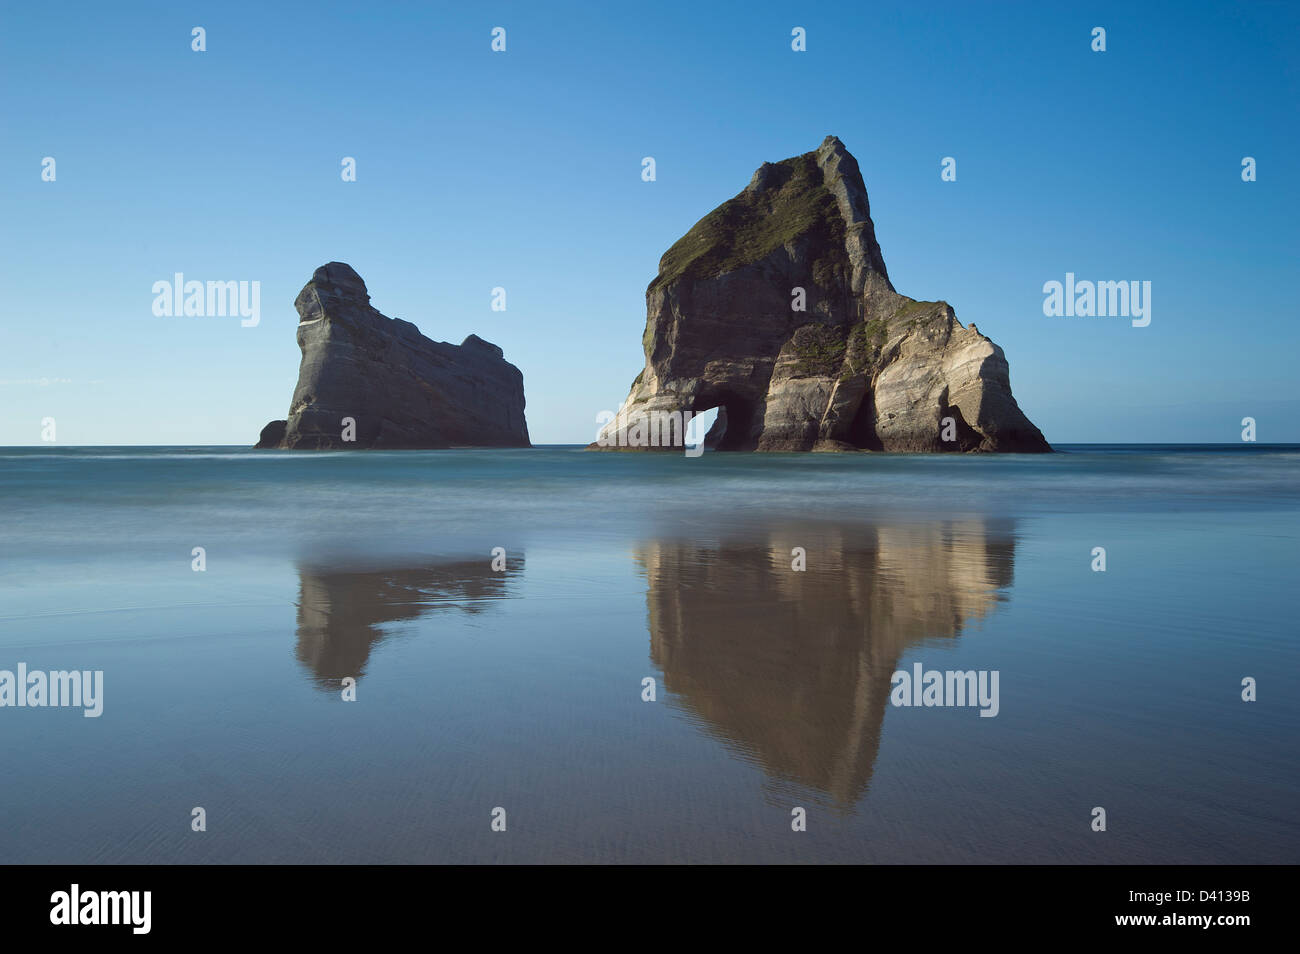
(650, 152), (848, 290)
(832, 316), (885, 383)
(893, 298), (939, 322)
(789, 322), (847, 378)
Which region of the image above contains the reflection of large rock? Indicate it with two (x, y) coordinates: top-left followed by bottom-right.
(596, 137), (1049, 452)
(294, 557), (523, 689)
(637, 521), (1016, 805)
(256, 262), (530, 449)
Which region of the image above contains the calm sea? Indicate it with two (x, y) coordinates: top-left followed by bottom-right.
(0, 445), (1296, 863)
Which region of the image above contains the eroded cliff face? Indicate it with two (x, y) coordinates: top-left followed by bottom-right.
(256, 262), (529, 449)
(596, 136), (1049, 452)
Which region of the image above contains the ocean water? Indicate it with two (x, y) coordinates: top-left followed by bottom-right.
(0, 444), (1296, 864)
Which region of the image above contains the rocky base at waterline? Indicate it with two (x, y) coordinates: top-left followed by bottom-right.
(593, 136), (1049, 453)
(255, 263), (530, 449)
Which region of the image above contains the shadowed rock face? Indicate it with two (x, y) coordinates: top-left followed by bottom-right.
(596, 136), (1049, 453)
(256, 262), (530, 449)
(638, 520), (1017, 805)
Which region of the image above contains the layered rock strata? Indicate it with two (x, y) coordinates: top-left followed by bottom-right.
(257, 262), (529, 449)
(595, 137), (1048, 452)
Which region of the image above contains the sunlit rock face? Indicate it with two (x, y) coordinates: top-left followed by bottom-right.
(596, 137), (1049, 453)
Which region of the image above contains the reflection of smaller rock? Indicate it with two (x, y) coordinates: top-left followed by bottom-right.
(294, 557), (524, 690)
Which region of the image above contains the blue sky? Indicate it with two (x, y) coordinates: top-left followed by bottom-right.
(1, 0), (1296, 445)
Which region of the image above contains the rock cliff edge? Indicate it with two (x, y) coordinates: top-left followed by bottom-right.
(595, 137), (1048, 452)
(256, 263), (529, 449)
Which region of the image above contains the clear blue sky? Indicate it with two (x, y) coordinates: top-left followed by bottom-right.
(1, 0), (1296, 445)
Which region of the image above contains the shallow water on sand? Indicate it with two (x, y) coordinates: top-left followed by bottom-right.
(0, 445), (1296, 863)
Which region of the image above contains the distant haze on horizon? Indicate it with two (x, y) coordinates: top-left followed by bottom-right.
(2, 0), (1296, 446)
